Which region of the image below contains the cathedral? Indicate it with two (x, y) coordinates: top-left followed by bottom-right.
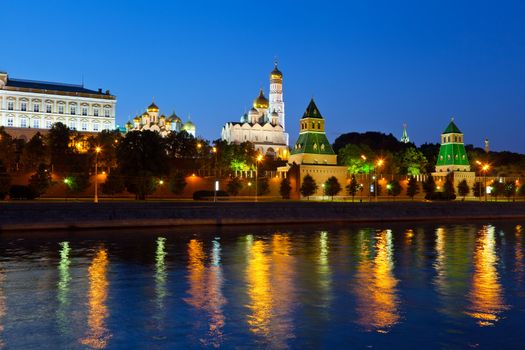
(125, 101), (196, 137)
(221, 63), (289, 159)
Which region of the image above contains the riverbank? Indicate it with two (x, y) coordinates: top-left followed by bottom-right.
(1, 201), (524, 232)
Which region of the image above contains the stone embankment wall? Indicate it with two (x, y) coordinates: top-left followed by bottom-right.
(0, 201), (524, 232)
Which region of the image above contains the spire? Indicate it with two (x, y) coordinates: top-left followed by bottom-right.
(401, 123), (410, 143)
(302, 99), (323, 119)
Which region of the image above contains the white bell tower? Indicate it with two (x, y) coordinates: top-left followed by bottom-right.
(269, 62), (285, 130)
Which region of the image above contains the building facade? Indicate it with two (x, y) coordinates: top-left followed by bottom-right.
(221, 63), (289, 159)
(279, 99), (348, 198)
(125, 101), (196, 137)
(0, 71), (116, 140)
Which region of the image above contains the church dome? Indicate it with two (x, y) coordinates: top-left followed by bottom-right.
(270, 64), (283, 79)
(271, 110), (279, 117)
(126, 120), (133, 126)
(159, 114), (166, 120)
(182, 120), (196, 131)
(168, 112), (182, 123)
(133, 116), (140, 122)
(253, 89), (269, 109)
(147, 101), (159, 112)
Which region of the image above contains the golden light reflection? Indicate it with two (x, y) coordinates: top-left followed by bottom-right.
(0, 264), (5, 349)
(155, 237), (167, 310)
(466, 225), (507, 326)
(57, 242), (71, 335)
(515, 225), (523, 285)
(246, 239), (272, 336)
(80, 248), (111, 349)
(354, 229), (400, 333)
(317, 231), (332, 308)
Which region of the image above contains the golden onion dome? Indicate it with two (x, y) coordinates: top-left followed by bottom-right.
(270, 63), (283, 79)
(160, 114), (166, 120)
(147, 101), (159, 112)
(126, 120), (133, 126)
(133, 116), (140, 122)
(253, 89), (269, 109)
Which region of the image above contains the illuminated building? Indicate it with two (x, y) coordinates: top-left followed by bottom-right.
(278, 99), (347, 198)
(0, 70), (116, 141)
(221, 63), (289, 159)
(432, 118), (476, 190)
(400, 123), (410, 143)
(125, 101), (196, 137)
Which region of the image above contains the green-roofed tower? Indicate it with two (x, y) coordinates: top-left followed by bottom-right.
(289, 99), (337, 165)
(435, 118), (470, 172)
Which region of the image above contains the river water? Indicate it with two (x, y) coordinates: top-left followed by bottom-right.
(0, 222), (524, 349)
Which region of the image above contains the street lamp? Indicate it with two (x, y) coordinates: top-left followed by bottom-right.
(375, 158), (384, 201)
(255, 154), (263, 202)
(212, 146), (218, 202)
(476, 161), (490, 202)
(94, 146), (101, 203)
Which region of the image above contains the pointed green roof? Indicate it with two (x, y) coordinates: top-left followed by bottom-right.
(302, 99), (323, 119)
(443, 119), (462, 134)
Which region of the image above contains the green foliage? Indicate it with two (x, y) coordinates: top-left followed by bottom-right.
(443, 174), (456, 200)
(338, 144), (374, 174)
(324, 176), (342, 200)
(21, 132), (48, 172)
(28, 164), (53, 196)
(279, 177), (292, 199)
(504, 181), (517, 201)
(399, 147), (428, 176)
(64, 173), (90, 195)
(300, 174), (318, 199)
(47, 122), (72, 173)
(346, 174), (359, 201)
(490, 181), (505, 201)
(89, 129), (122, 170)
(333, 131), (412, 155)
(101, 171), (125, 195)
(423, 174), (436, 199)
(419, 143), (440, 173)
(226, 176), (243, 196)
(169, 173), (187, 195)
(0, 127), (16, 172)
(457, 179), (470, 200)
(257, 177), (270, 196)
(473, 182), (485, 198)
(387, 180), (401, 199)
(406, 176), (419, 200)
(117, 131), (168, 200)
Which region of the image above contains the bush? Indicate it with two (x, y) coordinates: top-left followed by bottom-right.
(9, 185), (38, 200)
(192, 190), (229, 201)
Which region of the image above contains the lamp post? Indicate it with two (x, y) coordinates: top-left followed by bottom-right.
(94, 146), (101, 203)
(255, 154), (263, 202)
(476, 161), (490, 202)
(212, 146), (218, 202)
(375, 158), (384, 202)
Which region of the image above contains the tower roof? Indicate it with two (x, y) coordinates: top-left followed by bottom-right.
(443, 119), (462, 134)
(401, 123), (410, 143)
(302, 99), (323, 119)
(270, 62), (283, 79)
(147, 101), (159, 112)
(253, 89), (269, 109)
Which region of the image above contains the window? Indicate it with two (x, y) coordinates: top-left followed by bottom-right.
(93, 123), (99, 131)
(58, 105), (64, 114)
(104, 123), (110, 130)
(46, 120), (52, 129)
(7, 117), (14, 127)
(7, 101), (14, 110)
(21, 102), (27, 111)
(33, 104), (40, 112)
(20, 118), (27, 127)
(82, 107), (88, 116)
(70, 106), (76, 115)
(93, 108), (99, 117)
(46, 104), (52, 113)
(81, 122), (88, 131)
(104, 108), (110, 117)
(33, 119), (40, 128)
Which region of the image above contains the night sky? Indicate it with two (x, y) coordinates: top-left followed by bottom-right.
(3, 0), (524, 152)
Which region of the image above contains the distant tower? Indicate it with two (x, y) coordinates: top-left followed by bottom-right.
(401, 123), (410, 143)
(269, 61), (285, 130)
(435, 118), (470, 172)
(484, 138), (489, 153)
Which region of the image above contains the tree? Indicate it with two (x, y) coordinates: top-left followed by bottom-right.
(346, 174), (359, 202)
(473, 181), (485, 199)
(0, 162), (11, 200)
(226, 176), (242, 196)
(300, 174), (318, 200)
(257, 177), (270, 196)
(169, 173), (187, 195)
(519, 183), (525, 197)
(28, 164), (53, 197)
(504, 181), (517, 201)
(337, 144), (374, 174)
(423, 174), (436, 199)
(101, 171), (125, 195)
(21, 132), (48, 172)
(387, 180), (401, 200)
(398, 147), (428, 176)
(324, 176), (342, 200)
(65, 173), (91, 195)
(457, 180), (470, 201)
(46, 122), (72, 173)
(116, 130), (168, 200)
(279, 177), (291, 199)
(406, 176), (419, 200)
(490, 181), (505, 201)
(0, 127), (16, 172)
(443, 174), (456, 200)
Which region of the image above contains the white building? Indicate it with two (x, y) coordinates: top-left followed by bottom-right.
(221, 63), (289, 159)
(0, 71), (116, 139)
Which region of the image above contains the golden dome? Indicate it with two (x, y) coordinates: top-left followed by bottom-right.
(270, 63), (283, 79)
(253, 89), (269, 109)
(147, 101), (159, 112)
(133, 116), (140, 122)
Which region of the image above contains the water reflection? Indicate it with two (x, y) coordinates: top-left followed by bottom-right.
(317, 231), (332, 308)
(57, 242), (71, 335)
(246, 239), (271, 336)
(466, 225), (507, 326)
(515, 225), (523, 285)
(80, 248), (111, 349)
(0, 264), (5, 349)
(354, 229), (400, 333)
(185, 238), (225, 347)
(154, 237), (167, 333)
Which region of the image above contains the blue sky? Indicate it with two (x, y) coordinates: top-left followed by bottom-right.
(3, 0), (524, 152)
